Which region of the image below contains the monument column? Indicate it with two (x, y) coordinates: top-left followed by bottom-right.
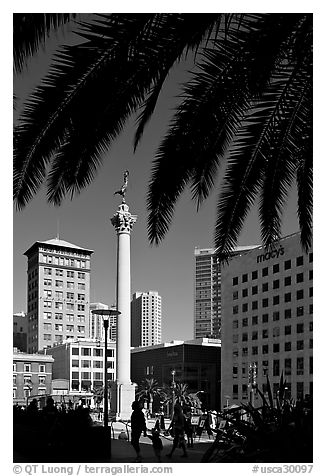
(110, 197), (137, 420)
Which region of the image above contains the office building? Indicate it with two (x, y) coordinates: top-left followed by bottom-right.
(24, 237), (93, 353)
(13, 312), (28, 352)
(45, 338), (116, 395)
(194, 246), (257, 339)
(131, 291), (162, 347)
(13, 348), (53, 405)
(221, 232), (313, 408)
(89, 303), (117, 342)
(131, 337), (221, 411)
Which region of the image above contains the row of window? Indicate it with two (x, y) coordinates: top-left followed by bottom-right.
(232, 381), (310, 400)
(13, 363), (46, 373)
(43, 290), (86, 299)
(13, 388), (47, 399)
(71, 360), (114, 369)
(13, 375), (47, 385)
(233, 356), (312, 376)
(233, 273), (312, 299)
(43, 302), (86, 311)
(232, 289), (312, 314)
(71, 347), (114, 357)
(232, 253), (313, 285)
(43, 256), (87, 268)
(232, 339), (313, 356)
(233, 306), (312, 327)
(43, 313), (85, 322)
(43, 329), (85, 341)
(233, 322), (312, 342)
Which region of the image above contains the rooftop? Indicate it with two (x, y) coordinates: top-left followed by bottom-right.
(24, 237), (94, 256)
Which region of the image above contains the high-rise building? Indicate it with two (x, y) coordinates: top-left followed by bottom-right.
(221, 232), (313, 408)
(194, 246), (257, 339)
(131, 291), (162, 347)
(24, 237), (93, 353)
(89, 302), (117, 341)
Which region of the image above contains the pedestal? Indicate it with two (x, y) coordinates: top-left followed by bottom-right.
(109, 381), (136, 421)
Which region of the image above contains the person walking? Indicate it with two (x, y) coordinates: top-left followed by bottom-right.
(130, 401), (147, 462)
(147, 428), (163, 462)
(166, 404), (188, 458)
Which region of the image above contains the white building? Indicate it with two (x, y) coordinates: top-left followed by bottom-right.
(89, 303), (117, 341)
(221, 232), (313, 408)
(131, 291), (162, 347)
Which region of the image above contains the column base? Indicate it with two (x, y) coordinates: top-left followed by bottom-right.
(109, 381), (136, 421)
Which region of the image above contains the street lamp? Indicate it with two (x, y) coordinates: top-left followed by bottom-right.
(91, 308), (120, 430)
(171, 369), (176, 420)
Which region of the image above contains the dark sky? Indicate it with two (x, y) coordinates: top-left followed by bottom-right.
(13, 14), (300, 342)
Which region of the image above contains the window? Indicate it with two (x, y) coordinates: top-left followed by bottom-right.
(262, 345), (269, 354)
(273, 343), (280, 353)
(81, 360), (91, 368)
(55, 280), (63, 288)
(273, 327), (280, 337)
(55, 324), (63, 331)
(262, 329), (268, 339)
(13, 375), (17, 385)
(284, 276), (291, 286)
(285, 325), (291, 335)
(273, 311), (280, 321)
(252, 315), (258, 325)
(242, 274), (248, 283)
(242, 333), (248, 342)
(55, 291), (63, 300)
(43, 323), (51, 331)
(252, 331), (258, 340)
(242, 348), (248, 356)
(273, 295), (280, 305)
(273, 360), (280, 376)
(77, 315), (85, 322)
(242, 384), (248, 398)
(78, 283), (85, 290)
(233, 305), (239, 315)
(78, 294), (85, 301)
(43, 334), (51, 341)
(66, 325), (74, 332)
(309, 270), (313, 280)
(296, 256), (304, 266)
(297, 323), (304, 334)
(44, 268), (52, 275)
(67, 282), (74, 289)
(297, 340), (304, 350)
(297, 290), (304, 300)
(232, 277), (238, 286)
(252, 286), (258, 295)
(43, 312), (52, 320)
(233, 320), (238, 329)
(309, 287), (313, 297)
(284, 309), (292, 319)
(67, 292), (74, 300)
(252, 346), (258, 355)
(241, 318), (248, 328)
(262, 298), (269, 308)
(233, 291), (238, 300)
(284, 293), (291, 303)
(262, 282), (268, 292)
(233, 350), (239, 358)
(232, 334), (239, 343)
(72, 348), (79, 355)
(242, 303), (248, 313)
(296, 306), (304, 317)
(24, 363), (31, 372)
(232, 385), (238, 398)
(72, 359), (79, 367)
(55, 269), (63, 276)
(273, 264), (280, 273)
(262, 313), (269, 323)
(81, 348), (91, 356)
(55, 302), (63, 310)
(285, 341), (291, 351)
(297, 357), (304, 375)
(242, 288), (248, 298)
(78, 326), (85, 333)
(285, 358), (291, 375)
(78, 304), (85, 311)
(252, 270), (258, 280)
(309, 356), (313, 375)
(296, 273), (304, 283)
(309, 339), (313, 349)
(284, 260), (291, 270)
(93, 360), (103, 368)
(309, 304), (313, 315)
(309, 322), (313, 331)
(39, 376), (46, 385)
(44, 301), (52, 308)
(252, 301), (258, 310)
(67, 303), (74, 310)
(273, 279), (280, 290)
(78, 272), (85, 279)
(93, 348), (103, 357)
(262, 267), (268, 277)
(67, 270), (74, 278)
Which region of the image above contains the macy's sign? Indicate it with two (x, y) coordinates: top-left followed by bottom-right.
(257, 246), (284, 264)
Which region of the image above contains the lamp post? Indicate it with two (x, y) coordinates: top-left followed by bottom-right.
(171, 369), (176, 420)
(91, 309), (120, 430)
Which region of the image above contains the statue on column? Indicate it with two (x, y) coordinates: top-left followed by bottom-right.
(114, 170), (129, 203)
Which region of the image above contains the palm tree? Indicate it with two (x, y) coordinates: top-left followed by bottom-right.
(136, 377), (161, 415)
(14, 14), (312, 259)
(91, 384), (104, 410)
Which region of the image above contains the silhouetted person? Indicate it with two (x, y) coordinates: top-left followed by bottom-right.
(167, 404), (188, 458)
(147, 428), (163, 462)
(130, 400), (147, 462)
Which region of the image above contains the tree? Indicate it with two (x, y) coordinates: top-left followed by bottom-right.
(161, 382), (201, 409)
(91, 385), (104, 410)
(136, 378), (161, 415)
(14, 14), (312, 259)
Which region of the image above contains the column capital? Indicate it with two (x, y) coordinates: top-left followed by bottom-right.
(111, 203), (137, 234)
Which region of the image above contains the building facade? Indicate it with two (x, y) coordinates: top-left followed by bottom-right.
(13, 348), (53, 405)
(45, 338), (116, 394)
(24, 237), (93, 352)
(13, 312), (28, 352)
(89, 303), (117, 342)
(221, 232), (313, 408)
(131, 338), (221, 410)
(194, 246), (257, 339)
(131, 291), (162, 347)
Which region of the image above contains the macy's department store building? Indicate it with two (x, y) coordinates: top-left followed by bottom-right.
(221, 232), (313, 408)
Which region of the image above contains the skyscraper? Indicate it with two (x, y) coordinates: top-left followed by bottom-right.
(194, 246), (258, 339)
(131, 291), (162, 347)
(24, 237), (93, 352)
(89, 302), (117, 341)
